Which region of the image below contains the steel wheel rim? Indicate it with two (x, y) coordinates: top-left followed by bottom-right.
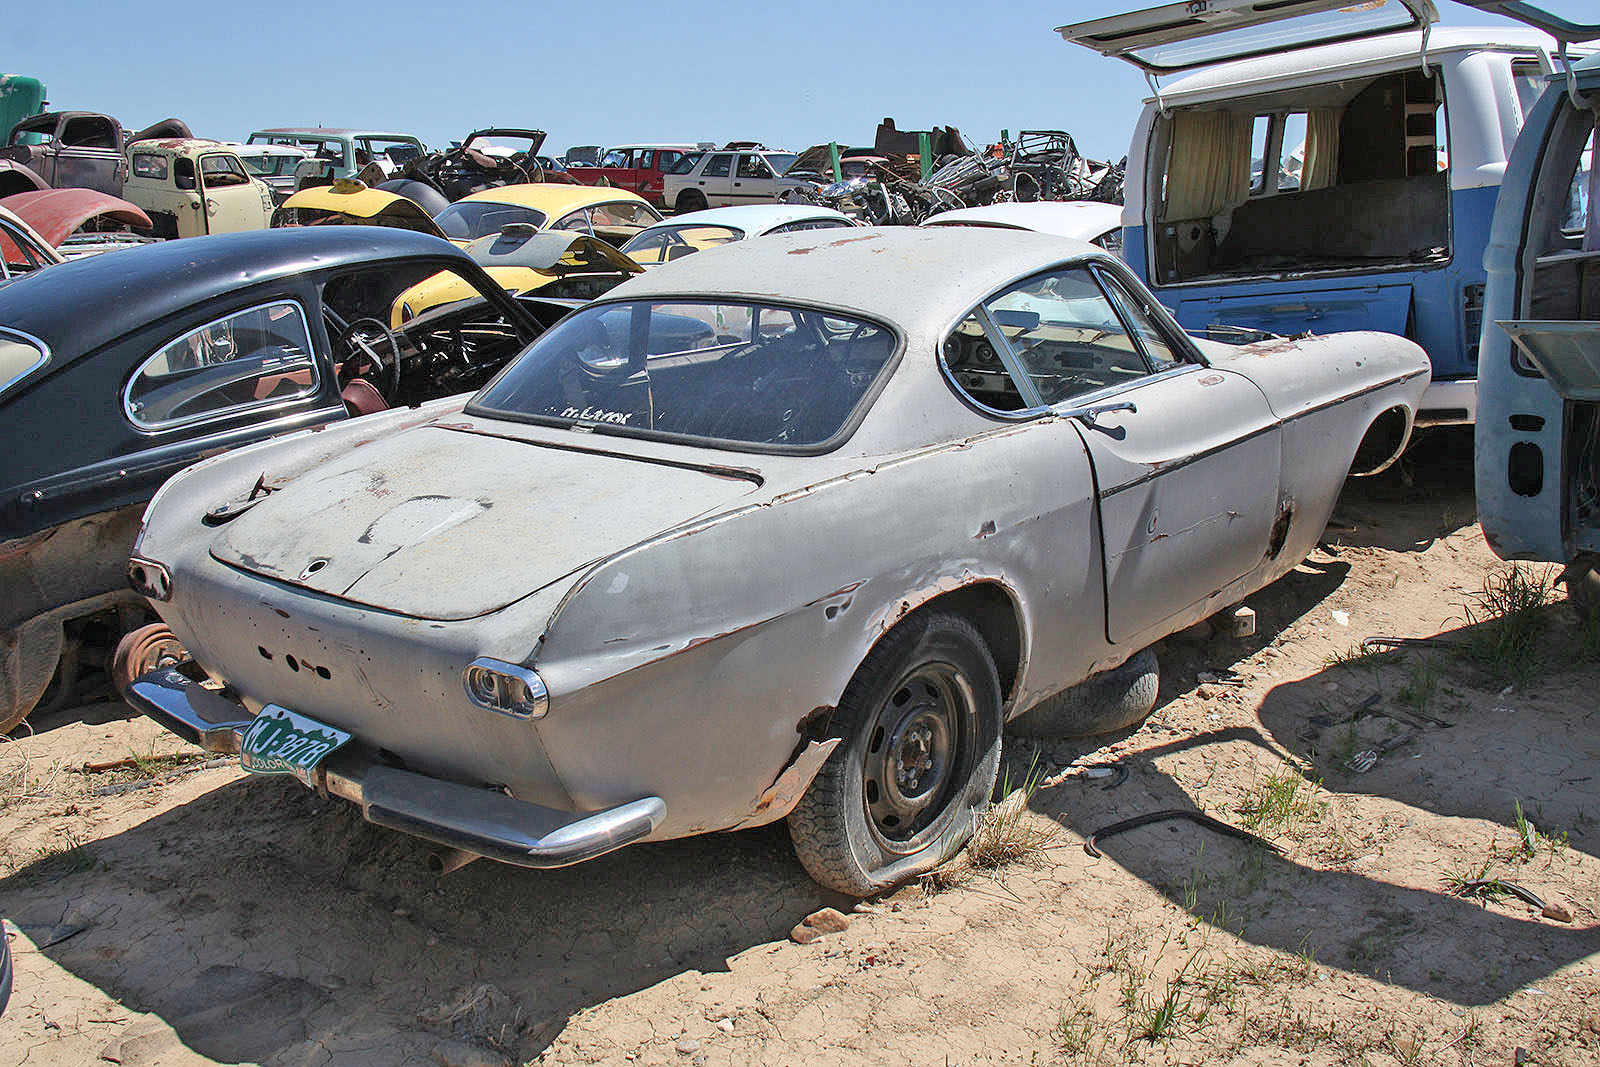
(862, 662), (975, 852)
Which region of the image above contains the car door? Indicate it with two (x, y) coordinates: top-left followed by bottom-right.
(733, 153), (777, 204)
(199, 153), (267, 235)
(979, 263), (1283, 644)
(698, 153), (736, 206)
(54, 114), (126, 196)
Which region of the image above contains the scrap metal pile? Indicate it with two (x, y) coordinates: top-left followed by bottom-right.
(784, 122), (1125, 226)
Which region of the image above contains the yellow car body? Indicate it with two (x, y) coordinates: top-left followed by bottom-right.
(436, 185), (663, 248)
(274, 181), (447, 238)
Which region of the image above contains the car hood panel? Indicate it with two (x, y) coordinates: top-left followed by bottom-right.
(211, 424), (759, 620)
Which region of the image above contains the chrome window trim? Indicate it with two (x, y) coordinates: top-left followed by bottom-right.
(0, 326), (52, 398)
(122, 298), (318, 434)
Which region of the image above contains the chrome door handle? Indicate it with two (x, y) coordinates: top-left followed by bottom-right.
(1060, 400), (1137, 424)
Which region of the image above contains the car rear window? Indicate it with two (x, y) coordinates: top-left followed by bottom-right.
(435, 202), (550, 241)
(469, 300), (896, 450)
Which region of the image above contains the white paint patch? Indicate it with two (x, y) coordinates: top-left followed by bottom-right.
(607, 572), (630, 594)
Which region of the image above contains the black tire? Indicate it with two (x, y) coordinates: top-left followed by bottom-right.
(0, 916), (11, 1019)
(788, 611), (1003, 895)
(1564, 553), (1600, 622)
(675, 190), (707, 215)
(1009, 648), (1159, 739)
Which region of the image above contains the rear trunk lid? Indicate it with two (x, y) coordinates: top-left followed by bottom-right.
(211, 424), (762, 620)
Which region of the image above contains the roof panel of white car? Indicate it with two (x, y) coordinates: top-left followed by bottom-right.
(597, 227), (1109, 324)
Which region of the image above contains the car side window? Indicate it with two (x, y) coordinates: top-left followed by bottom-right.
(1095, 269), (1183, 372)
(668, 152), (702, 175)
(942, 308), (1026, 412)
(657, 151), (682, 170)
(637, 150), (655, 169)
(125, 301), (317, 430)
(174, 157), (197, 191)
(703, 154), (733, 178)
(985, 269), (1151, 405)
(737, 155), (773, 179)
(600, 149), (629, 168)
(200, 154), (251, 188)
(553, 210), (592, 233)
(772, 219), (853, 233)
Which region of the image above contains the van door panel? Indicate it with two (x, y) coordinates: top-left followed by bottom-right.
(1174, 283), (1411, 338)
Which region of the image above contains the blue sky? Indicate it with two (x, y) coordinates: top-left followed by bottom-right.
(8, 1), (1594, 161)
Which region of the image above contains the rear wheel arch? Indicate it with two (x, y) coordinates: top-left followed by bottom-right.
(865, 580), (1025, 708)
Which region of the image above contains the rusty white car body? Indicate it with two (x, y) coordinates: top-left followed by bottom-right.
(124, 227), (1428, 893)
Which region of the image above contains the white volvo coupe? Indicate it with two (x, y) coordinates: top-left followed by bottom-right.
(123, 227), (1427, 893)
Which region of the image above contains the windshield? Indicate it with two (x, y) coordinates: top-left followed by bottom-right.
(469, 300), (896, 449)
(238, 152), (302, 177)
(764, 153), (798, 175)
(362, 138), (423, 164)
(434, 201), (550, 241)
(620, 224), (745, 265)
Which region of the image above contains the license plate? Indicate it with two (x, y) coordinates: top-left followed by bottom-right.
(239, 705), (351, 785)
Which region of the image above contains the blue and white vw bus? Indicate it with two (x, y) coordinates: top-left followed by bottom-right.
(1467, 2), (1600, 613)
(1062, 0), (1571, 427)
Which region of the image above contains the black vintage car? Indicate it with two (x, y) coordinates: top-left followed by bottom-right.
(0, 227), (555, 732)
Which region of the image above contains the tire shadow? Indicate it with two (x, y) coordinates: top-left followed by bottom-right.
(0, 776), (840, 1065)
(1021, 605), (1600, 1008)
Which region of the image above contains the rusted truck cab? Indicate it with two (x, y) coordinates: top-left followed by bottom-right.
(123, 140), (273, 239)
(3, 111), (126, 197)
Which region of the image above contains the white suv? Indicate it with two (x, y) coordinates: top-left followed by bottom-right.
(660, 149), (817, 214)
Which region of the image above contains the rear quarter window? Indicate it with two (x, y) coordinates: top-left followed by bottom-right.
(0, 331), (48, 398)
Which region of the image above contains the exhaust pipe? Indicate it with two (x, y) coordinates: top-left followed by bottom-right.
(426, 847), (482, 876)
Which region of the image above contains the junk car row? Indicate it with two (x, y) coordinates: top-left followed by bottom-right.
(9, 0), (1598, 893)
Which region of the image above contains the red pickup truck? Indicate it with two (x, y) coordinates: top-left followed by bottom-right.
(564, 143), (700, 208)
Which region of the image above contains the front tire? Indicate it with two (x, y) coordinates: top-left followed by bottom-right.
(788, 611), (1002, 895)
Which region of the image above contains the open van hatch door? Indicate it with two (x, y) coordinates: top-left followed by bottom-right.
(1058, 0), (1438, 74)
(1451, 3), (1600, 46)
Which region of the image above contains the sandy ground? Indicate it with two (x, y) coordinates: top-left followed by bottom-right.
(1, 430), (1597, 1067)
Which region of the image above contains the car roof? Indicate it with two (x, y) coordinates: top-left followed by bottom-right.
(0, 227), (465, 357)
(232, 142), (309, 155)
(599, 226), (1107, 325)
(604, 143), (700, 151)
(127, 138), (240, 155)
(1156, 26), (1559, 104)
(250, 128), (421, 141)
(456, 184), (651, 213)
(644, 204), (854, 234)
(922, 201), (1124, 242)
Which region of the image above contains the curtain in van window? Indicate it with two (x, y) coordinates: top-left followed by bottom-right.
(1303, 108), (1342, 192)
(1165, 110), (1250, 221)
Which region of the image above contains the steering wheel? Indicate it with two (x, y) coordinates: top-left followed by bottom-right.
(336, 317), (402, 401)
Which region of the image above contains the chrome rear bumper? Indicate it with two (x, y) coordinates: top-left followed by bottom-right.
(125, 665), (665, 869)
